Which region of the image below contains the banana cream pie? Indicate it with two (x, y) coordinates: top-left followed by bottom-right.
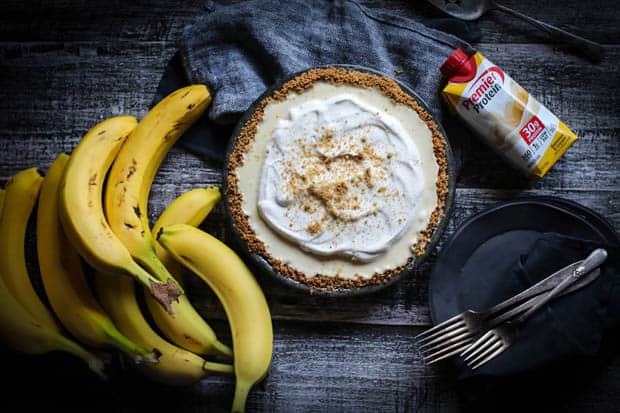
(227, 67), (449, 291)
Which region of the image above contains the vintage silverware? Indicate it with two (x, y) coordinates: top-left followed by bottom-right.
(418, 264), (602, 364)
(426, 0), (604, 61)
(461, 248), (608, 370)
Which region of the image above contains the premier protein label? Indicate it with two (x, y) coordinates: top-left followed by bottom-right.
(462, 67), (504, 113)
(441, 50), (578, 178)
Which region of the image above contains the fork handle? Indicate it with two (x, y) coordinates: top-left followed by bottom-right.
(516, 249), (607, 323)
(495, 3), (604, 62)
(487, 260), (584, 314)
(489, 268), (601, 328)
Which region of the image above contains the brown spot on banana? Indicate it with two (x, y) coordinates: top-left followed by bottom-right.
(149, 279), (183, 315)
(133, 206), (141, 218)
(183, 335), (200, 345)
(163, 130), (176, 142)
(179, 255), (194, 265)
(181, 90), (191, 98)
(117, 186), (127, 207)
(187, 103), (196, 110)
(124, 223), (135, 229)
(97, 130), (106, 135)
(126, 158), (137, 179)
(88, 173), (97, 187)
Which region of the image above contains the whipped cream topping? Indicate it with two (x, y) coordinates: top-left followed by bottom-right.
(257, 95), (425, 262)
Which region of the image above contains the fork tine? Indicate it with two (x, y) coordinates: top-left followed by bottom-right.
(427, 346), (470, 365)
(421, 330), (473, 354)
(424, 337), (474, 364)
(419, 325), (469, 350)
(466, 340), (503, 367)
(470, 345), (508, 370)
(416, 319), (466, 345)
(414, 314), (464, 340)
(422, 333), (473, 364)
(421, 331), (473, 357)
(461, 330), (495, 358)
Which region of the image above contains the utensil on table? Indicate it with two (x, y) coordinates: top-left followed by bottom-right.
(426, 0), (604, 61)
(461, 248), (608, 370)
(418, 262), (602, 364)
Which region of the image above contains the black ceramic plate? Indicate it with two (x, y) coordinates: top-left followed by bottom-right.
(429, 197), (619, 324)
(223, 65), (457, 296)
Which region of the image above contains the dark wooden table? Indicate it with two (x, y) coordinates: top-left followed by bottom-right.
(1, 1), (619, 412)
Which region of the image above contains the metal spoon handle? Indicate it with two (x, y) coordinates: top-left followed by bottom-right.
(495, 3), (604, 62)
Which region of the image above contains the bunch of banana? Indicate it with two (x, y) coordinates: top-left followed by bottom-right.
(37, 153), (157, 364)
(96, 187), (233, 385)
(0, 169), (105, 378)
(0, 168), (57, 329)
(157, 224), (273, 413)
(0, 84), (274, 411)
(58, 116), (181, 314)
(104, 85), (231, 357)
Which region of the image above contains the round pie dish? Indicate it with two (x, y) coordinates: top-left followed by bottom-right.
(223, 65), (456, 296)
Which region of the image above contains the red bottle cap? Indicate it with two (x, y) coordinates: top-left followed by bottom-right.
(440, 48), (470, 78)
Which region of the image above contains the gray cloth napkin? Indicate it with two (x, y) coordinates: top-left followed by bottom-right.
(155, 0), (476, 162)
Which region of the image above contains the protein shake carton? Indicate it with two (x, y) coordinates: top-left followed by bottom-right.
(440, 48), (578, 178)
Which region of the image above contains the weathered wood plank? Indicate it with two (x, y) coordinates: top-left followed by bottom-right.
(158, 186), (619, 327)
(369, 0), (620, 44)
(1, 42), (619, 131)
(1, 43), (619, 192)
(1, 322), (460, 413)
(2, 42), (618, 130)
(4, 320), (619, 412)
(0, 0), (617, 44)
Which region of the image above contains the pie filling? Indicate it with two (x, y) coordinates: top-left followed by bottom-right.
(235, 78), (441, 281)
(258, 94), (425, 262)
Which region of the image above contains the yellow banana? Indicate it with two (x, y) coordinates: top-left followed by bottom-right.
(0, 168), (59, 331)
(104, 86), (229, 356)
(0, 168), (105, 380)
(0, 273), (106, 380)
(37, 153), (157, 363)
(152, 187), (222, 282)
(94, 274), (233, 385)
(58, 116), (180, 314)
(95, 185), (232, 385)
(157, 225), (273, 413)
(105, 85), (211, 282)
(0, 188), (5, 215)
(144, 187), (230, 356)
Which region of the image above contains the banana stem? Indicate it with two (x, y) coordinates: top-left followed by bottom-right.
(140, 251), (185, 293)
(102, 323), (159, 364)
(203, 361), (234, 375)
(57, 335), (107, 380)
(211, 339), (234, 358)
(231, 380), (252, 413)
(126, 261), (182, 315)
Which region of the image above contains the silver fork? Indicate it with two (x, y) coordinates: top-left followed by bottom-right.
(416, 255), (599, 364)
(461, 248), (608, 370)
(419, 265), (601, 364)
